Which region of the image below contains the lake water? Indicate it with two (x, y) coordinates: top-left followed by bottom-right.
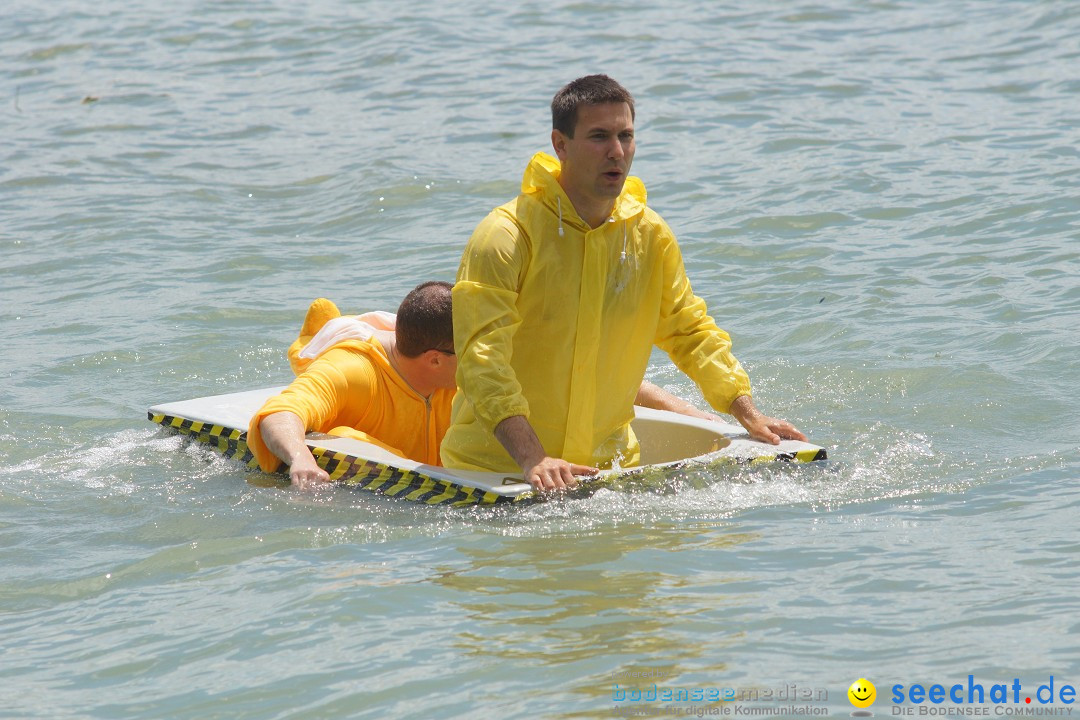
(2, 1), (1079, 718)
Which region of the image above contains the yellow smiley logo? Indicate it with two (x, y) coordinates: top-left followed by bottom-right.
(848, 678), (876, 709)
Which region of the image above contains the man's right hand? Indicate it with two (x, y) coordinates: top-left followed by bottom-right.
(494, 415), (597, 493)
(523, 456), (597, 493)
(289, 453), (331, 490)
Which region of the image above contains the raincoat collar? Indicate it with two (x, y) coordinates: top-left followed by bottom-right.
(521, 152), (647, 231)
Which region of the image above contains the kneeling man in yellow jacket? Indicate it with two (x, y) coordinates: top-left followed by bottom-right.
(248, 281), (458, 490)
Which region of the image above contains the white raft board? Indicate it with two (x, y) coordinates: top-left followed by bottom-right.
(148, 387), (826, 506)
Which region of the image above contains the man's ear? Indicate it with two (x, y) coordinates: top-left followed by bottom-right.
(425, 349), (448, 368)
(551, 129), (568, 161)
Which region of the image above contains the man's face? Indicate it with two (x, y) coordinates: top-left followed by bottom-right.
(552, 102), (636, 210)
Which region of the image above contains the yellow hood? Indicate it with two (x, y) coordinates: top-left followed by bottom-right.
(520, 151), (648, 230)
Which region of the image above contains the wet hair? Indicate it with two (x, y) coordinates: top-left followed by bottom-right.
(551, 74), (635, 138)
(396, 281), (454, 358)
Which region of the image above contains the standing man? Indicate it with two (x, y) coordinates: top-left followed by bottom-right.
(441, 74), (806, 491)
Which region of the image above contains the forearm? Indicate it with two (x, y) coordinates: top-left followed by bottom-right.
(635, 381), (719, 421)
(259, 411), (316, 467)
(493, 415), (597, 491)
(259, 411), (331, 488)
(493, 415), (547, 471)
(726, 394), (761, 424)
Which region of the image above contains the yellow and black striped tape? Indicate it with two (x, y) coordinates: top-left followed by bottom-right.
(748, 447), (828, 465)
(147, 411), (516, 506)
(148, 411), (259, 469)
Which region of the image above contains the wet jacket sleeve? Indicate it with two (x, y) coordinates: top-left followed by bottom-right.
(246, 348), (377, 472)
(652, 222), (752, 414)
(452, 212), (531, 431)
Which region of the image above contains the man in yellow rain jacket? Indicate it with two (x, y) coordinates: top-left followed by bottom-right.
(442, 75), (806, 491)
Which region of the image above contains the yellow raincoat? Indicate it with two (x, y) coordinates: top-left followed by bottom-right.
(441, 152), (752, 472)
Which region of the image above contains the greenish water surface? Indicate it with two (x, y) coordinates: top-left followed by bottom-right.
(2, 1), (1079, 718)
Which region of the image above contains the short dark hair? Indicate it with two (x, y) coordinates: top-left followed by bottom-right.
(396, 281), (453, 358)
(551, 74), (635, 138)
